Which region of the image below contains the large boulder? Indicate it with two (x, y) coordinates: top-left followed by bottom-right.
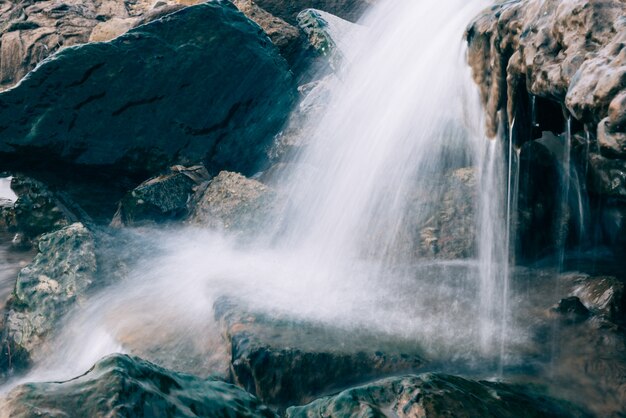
(0, 353), (278, 418)
(0, 1), (296, 181)
(1, 222), (96, 371)
(215, 297), (425, 409)
(286, 373), (590, 418)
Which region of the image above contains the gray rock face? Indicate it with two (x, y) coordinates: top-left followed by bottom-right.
(467, 0), (626, 141)
(588, 153), (626, 198)
(2, 222), (96, 369)
(0, 1), (297, 180)
(187, 171), (277, 234)
(113, 165), (209, 226)
(0, 353), (278, 418)
(215, 297), (425, 409)
(286, 373), (591, 418)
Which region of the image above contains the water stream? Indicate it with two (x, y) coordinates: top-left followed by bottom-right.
(0, 0), (526, 392)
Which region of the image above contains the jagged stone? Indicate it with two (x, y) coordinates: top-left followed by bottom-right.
(588, 153), (626, 198)
(232, 0), (301, 59)
(251, 0), (372, 25)
(0, 354), (277, 418)
(1, 223), (96, 371)
(10, 175), (75, 239)
(467, 0), (626, 143)
(187, 171), (277, 234)
(113, 165), (209, 226)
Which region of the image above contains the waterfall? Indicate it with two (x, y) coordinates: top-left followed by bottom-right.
(1, 0), (521, 390)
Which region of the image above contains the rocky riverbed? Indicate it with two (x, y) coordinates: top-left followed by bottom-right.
(0, 0), (624, 416)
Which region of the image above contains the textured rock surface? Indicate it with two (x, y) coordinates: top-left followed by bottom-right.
(10, 175), (74, 238)
(0, 353), (277, 418)
(232, 0), (301, 59)
(188, 171), (277, 233)
(467, 0), (626, 140)
(413, 167), (477, 259)
(113, 165), (209, 226)
(0, 1), (296, 180)
(286, 373), (590, 418)
(1, 223), (96, 369)
(215, 297), (425, 409)
(251, 0), (372, 25)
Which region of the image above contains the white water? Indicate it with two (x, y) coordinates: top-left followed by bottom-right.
(0, 177), (15, 201)
(1, 0), (521, 391)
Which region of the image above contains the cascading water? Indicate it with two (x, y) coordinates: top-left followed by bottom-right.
(1, 0), (521, 392)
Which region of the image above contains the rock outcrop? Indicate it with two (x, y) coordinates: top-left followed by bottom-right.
(286, 373), (590, 418)
(467, 0), (626, 141)
(215, 297), (425, 409)
(1, 223), (96, 371)
(0, 1), (296, 182)
(249, 0), (372, 25)
(188, 171), (277, 234)
(113, 165), (209, 226)
(0, 353), (277, 418)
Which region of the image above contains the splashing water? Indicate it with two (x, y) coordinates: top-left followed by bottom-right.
(2, 0), (525, 390)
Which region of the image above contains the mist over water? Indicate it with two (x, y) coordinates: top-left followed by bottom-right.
(1, 0), (528, 391)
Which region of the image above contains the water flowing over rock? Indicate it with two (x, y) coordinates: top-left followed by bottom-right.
(286, 373), (590, 418)
(0, 354), (278, 418)
(0, 1), (297, 181)
(466, 0), (626, 140)
(1, 222), (96, 371)
(215, 297), (425, 409)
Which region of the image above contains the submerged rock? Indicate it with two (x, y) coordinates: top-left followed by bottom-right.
(113, 165), (209, 226)
(187, 171), (277, 233)
(0, 353), (277, 418)
(2, 222), (96, 370)
(0, 1), (296, 181)
(286, 373), (590, 418)
(215, 297), (425, 409)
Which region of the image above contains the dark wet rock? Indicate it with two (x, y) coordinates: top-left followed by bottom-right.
(564, 274), (626, 324)
(0, 1), (296, 182)
(552, 297), (590, 323)
(187, 171), (277, 234)
(588, 153), (626, 198)
(232, 0), (302, 60)
(214, 297), (425, 409)
(0, 353), (277, 418)
(1, 222), (96, 371)
(10, 175), (75, 239)
(251, 0), (372, 25)
(296, 9), (360, 68)
(467, 0), (626, 143)
(113, 165), (209, 226)
(414, 167), (477, 259)
(286, 373), (590, 418)
(0, 199), (15, 233)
